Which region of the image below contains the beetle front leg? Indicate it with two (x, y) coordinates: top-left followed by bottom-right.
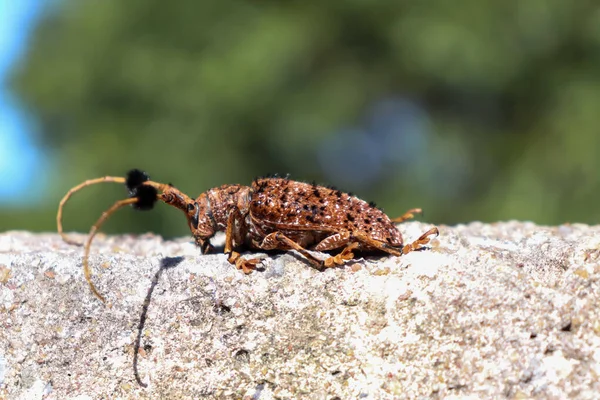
(195, 238), (214, 255)
(224, 208), (262, 274)
(227, 251), (262, 274)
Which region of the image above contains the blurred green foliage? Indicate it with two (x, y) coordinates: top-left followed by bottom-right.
(4, 0), (600, 238)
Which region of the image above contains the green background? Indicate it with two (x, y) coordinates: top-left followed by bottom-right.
(4, 0), (600, 239)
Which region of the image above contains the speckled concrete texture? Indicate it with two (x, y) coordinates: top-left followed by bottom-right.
(1, 222), (599, 399)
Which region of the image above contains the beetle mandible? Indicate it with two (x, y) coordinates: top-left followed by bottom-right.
(58, 169), (439, 302)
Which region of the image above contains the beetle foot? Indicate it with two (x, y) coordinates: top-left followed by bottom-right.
(322, 242), (359, 268)
(402, 227), (439, 254)
(323, 255), (347, 268)
(227, 250), (261, 273)
(235, 257), (262, 274)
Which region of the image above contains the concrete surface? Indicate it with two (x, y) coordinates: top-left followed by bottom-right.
(0, 222), (599, 399)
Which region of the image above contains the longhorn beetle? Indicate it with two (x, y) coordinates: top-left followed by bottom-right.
(58, 169), (439, 302)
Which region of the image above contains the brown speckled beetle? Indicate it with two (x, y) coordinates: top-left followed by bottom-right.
(58, 169), (439, 302)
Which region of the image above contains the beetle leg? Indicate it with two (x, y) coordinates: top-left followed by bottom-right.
(195, 238), (214, 255)
(350, 226), (438, 256)
(227, 251), (262, 274)
(259, 232), (361, 269)
(257, 232), (324, 267)
(224, 208), (248, 251)
(311, 231), (351, 251)
(322, 242), (360, 268)
(346, 231), (402, 256)
(401, 227), (439, 254)
(321, 225), (439, 267)
(311, 231), (359, 267)
(391, 208), (422, 223)
(224, 208), (261, 274)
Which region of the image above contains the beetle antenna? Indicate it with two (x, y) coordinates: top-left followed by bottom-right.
(82, 179), (160, 302)
(83, 197), (140, 303)
(57, 169), (156, 245)
(57, 176), (127, 245)
(58, 169), (166, 302)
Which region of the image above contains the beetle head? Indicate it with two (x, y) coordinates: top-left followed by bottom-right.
(186, 192), (217, 253)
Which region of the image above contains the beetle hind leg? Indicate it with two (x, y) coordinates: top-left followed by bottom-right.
(391, 208), (422, 223)
(401, 227), (439, 254)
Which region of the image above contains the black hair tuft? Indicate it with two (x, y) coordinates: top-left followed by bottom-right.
(131, 185), (158, 211)
(126, 169), (150, 192)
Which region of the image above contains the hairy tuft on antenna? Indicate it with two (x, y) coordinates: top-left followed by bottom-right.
(126, 169), (150, 192)
(131, 185), (158, 210)
(125, 169), (157, 210)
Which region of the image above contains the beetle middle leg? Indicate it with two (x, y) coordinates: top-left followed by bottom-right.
(312, 232), (361, 267)
(259, 231), (361, 269)
(256, 232), (324, 267)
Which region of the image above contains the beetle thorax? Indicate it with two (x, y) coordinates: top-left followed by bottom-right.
(191, 185), (252, 239)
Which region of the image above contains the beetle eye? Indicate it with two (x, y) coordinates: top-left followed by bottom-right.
(187, 203), (194, 212)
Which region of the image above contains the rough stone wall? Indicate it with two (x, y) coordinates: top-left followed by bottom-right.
(1, 222), (599, 399)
